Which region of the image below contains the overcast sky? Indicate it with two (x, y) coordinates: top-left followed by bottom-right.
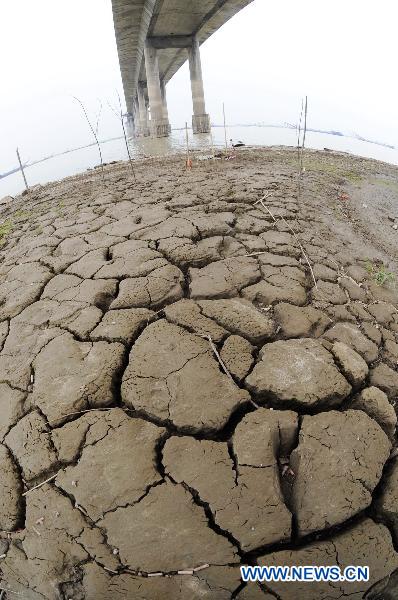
(1, 0), (397, 171)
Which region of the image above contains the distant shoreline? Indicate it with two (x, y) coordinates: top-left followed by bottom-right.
(1, 124), (396, 181)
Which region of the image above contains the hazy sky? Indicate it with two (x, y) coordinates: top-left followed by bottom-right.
(1, 0), (397, 171)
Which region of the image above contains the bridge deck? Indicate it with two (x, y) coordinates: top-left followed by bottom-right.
(112, 0), (254, 113)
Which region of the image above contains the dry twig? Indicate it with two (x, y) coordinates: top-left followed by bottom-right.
(22, 473), (58, 496)
(73, 96), (105, 183)
(255, 195), (318, 290)
(48, 406), (125, 426)
(200, 334), (234, 381)
(108, 92), (137, 181)
(200, 334), (259, 408)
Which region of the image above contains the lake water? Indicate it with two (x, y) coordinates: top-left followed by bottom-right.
(1, 125), (398, 198)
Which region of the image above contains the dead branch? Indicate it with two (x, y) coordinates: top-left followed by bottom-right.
(200, 334), (259, 408)
(255, 195), (318, 290)
(22, 473), (59, 496)
(115, 91), (136, 181)
(200, 334), (234, 381)
(73, 96), (105, 183)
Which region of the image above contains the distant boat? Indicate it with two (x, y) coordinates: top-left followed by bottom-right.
(230, 139), (245, 148)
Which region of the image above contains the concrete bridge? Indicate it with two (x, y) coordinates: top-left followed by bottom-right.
(111, 0), (254, 137)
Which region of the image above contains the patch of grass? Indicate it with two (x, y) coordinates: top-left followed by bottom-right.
(365, 261), (395, 287)
(304, 160), (362, 183)
(13, 209), (31, 221)
(31, 225), (43, 236)
(0, 220), (13, 245)
(341, 170), (362, 184)
(370, 177), (398, 192)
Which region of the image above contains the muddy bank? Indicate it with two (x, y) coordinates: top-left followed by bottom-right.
(0, 147), (397, 599)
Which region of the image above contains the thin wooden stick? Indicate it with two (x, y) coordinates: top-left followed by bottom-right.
(298, 95), (308, 196)
(22, 473), (58, 496)
(48, 406), (131, 426)
(16, 148), (28, 191)
(185, 122), (192, 169)
(222, 103), (228, 153)
(297, 99), (304, 167)
(255, 195), (318, 290)
(73, 96), (105, 183)
(297, 99), (304, 199)
(193, 564), (210, 572)
(201, 334), (234, 381)
(116, 91), (136, 181)
(210, 128), (215, 160)
(301, 95), (308, 167)
(200, 333), (259, 408)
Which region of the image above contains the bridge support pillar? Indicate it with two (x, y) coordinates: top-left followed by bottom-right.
(144, 41), (171, 137)
(188, 36), (210, 134)
(136, 83), (150, 137)
(125, 111), (135, 137)
(160, 80), (172, 134)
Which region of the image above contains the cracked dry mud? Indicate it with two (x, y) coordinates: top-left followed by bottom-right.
(0, 147), (398, 599)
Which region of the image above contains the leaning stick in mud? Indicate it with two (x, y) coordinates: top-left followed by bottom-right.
(73, 96), (105, 183)
(301, 95), (308, 172)
(255, 195), (318, 290)
(210, 128), (216, 160)
(297, 98), (304, 167)
(16, 148), (28, 191)
(222, 102), (228, 153)
(185, 122), (192, 169)
(108, 92), (137, 181)
(296, 96), (308, 198)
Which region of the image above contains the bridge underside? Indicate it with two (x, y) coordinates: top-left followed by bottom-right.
(111, 0), (254, 136)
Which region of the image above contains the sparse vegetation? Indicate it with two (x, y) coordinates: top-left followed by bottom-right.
(13, 209), (31, 221)
(370, 177), (398, 192)
(0, 220), (13, 245)
(32, 225), (43, 236)
(365, 261), (395, 286)
(73, 96), (105, 183)
(304, 159), (362, 183)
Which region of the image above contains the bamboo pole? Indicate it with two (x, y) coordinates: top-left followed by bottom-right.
(16, 148), (28, 190)
(73, 96), (105, 183)
(301, 95), (308, 171)
(115, 92), (136, 181)
(185, 122), (192, 169)
(210, 128), (215, 160)
(222, 102), (228, 153)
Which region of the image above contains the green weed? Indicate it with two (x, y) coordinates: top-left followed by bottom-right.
(0, 221), (13, 245)
(365, 261), (395, 286)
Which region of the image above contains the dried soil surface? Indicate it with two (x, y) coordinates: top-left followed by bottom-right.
(0, 147), (398, 599)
